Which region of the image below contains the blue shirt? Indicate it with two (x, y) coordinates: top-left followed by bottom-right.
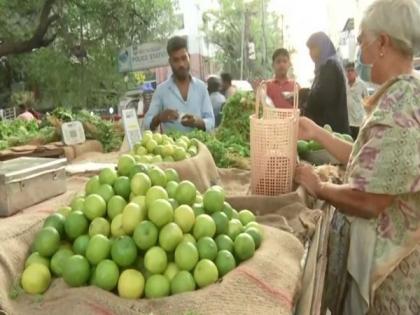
(210, 91), (226, 127)
(144, 76), (215, 133)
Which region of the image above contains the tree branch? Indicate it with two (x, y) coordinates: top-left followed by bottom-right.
(0, 0), (59, 57)
(41, 33), (57, 47)
(131, 8), (148, 26)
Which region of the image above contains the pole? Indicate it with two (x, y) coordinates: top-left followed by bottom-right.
(280, 14), (284, 48)
(240, 10), (245, 80)
(261, 0), (267, 65)
(79, 13), (85, 108)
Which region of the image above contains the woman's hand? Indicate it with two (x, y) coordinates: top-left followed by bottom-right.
(298, 117), (319, 141)
(294, 163), (323, 197)
(298, 117), (353, 165)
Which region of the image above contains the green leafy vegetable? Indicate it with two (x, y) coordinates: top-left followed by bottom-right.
(0, 109), (123, 152)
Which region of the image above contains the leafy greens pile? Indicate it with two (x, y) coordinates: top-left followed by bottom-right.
(0, 120), (57, 150)
(0, 108), (123, 152)
(45, 107), (124, 152)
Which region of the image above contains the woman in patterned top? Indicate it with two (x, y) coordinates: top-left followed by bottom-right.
(294, 0), (420, 314)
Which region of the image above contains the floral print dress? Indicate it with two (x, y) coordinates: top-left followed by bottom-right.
(324, 74), (420, 315)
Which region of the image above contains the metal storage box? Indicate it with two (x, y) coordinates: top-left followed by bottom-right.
(0, 157), (67, 217)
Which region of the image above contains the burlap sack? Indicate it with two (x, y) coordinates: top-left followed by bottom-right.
(158, 142), (219, 193)
(217, 168), (251, 196)
(70, 151), (120, 164)
(69, 142), (218, 193)
(62, 146), (76, 161)
(227, 192), (322, 244)
(0, 177), (307, 315)
(64, 140), (103, 162)
(0, 224), (303, 315)
(226, 185), (328, 315)
(72, 140), (103, 157)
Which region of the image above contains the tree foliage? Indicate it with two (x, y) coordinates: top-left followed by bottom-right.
(0, 0), (58, 57)
(0, 0), (175, 109)
(203, 0), (282, 80)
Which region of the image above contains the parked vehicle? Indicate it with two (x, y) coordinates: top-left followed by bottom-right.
(232, 80), (253, 92)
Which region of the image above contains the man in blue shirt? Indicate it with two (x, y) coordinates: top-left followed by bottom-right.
(144, 36), (215, 133)
(207, 76), (225, 127)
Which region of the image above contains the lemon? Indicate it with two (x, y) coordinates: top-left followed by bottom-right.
(21, 263), (51, 294)
(118, 269), (145, 299)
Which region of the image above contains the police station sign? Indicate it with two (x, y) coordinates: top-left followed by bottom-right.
(118, 42), (168, 72)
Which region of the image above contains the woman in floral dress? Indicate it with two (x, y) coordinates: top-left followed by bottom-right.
(294, 0), (420, 314)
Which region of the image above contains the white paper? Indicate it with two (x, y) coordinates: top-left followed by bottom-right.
(177, 112), (187, 122)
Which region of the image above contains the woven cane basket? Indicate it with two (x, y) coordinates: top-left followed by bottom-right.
(250, 82), (300, 195)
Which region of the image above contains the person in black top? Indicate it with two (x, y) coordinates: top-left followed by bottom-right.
(305, 32), (350, 134)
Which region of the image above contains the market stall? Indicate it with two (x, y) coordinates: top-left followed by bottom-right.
(0, 109), (124, 162)
(0, 184), (331, 315)
(0, 135), (340, 315)
(0, 140), (103, 162)
(0, 89), (341, 315)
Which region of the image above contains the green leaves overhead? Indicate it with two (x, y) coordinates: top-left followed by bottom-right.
(0, 0), (175, 109)
(203, 0), (283, 79)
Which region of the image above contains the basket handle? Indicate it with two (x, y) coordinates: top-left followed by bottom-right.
(292, 82), (299, 111)
(254, 84), (260, 118)
(255, 80), (300, 117)
(254, 80), (267, 118)
(255, 80), (299, 117)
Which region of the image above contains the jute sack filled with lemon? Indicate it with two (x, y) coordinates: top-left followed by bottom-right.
(122, 131), (219, 193)
(1, 220), (303, 315)
(157, 141), (219, 193)
(0, 162), (308, 315)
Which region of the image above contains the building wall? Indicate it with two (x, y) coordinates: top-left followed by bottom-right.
(332, 0), (376, 62)
(173, 0), (201, 54)
(325, 0), (356, 45)
(154, 0), (217, 84)
(155, 53), (216, 83)
(354, 0), (376, 28)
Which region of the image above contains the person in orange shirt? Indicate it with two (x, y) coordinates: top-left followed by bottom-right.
(266, 48), (298, 108)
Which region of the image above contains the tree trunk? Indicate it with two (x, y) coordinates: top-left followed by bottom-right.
(261, 0), (267, 65)
(0, 60), (13, 106)
(0, 0), (58, 57)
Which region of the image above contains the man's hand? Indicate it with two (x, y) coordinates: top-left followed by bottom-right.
(150, 109), (178, 131)
(181, 114), (205, 130)
(180, 114), (196, 127)
(159, 109), (179, 123)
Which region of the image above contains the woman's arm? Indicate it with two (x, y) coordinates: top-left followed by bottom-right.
(317, 182), (394, 219)
(295, 164), (395, 219)
(299, 117), (353, 165)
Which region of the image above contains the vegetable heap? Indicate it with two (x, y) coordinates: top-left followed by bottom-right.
(215, 91), (254, 152)
(70, 110), (123, 152)
(0, 120), (57, 151)
(0, 108), (123, 152)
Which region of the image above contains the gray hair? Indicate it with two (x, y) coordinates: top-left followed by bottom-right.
(361, 0), (420, 57)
